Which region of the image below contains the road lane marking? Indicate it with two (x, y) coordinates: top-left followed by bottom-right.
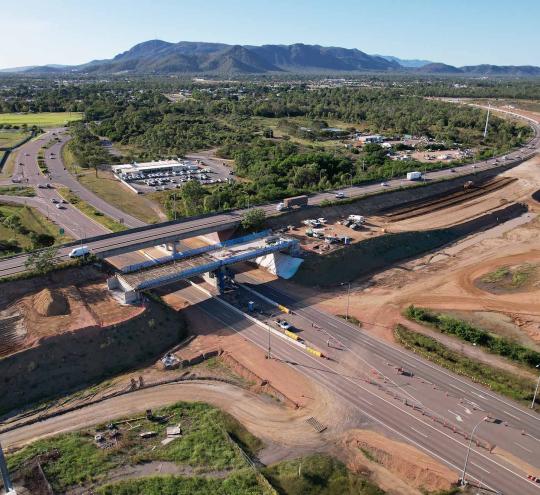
(514, 442), (533, 454)
(471, 392), (487, 399)
(409, 426), (428, 438)
(503, 410), (521, 421)
(448, 410), (463, 422)
(212, 284), (538, 492)
(458, 405), (473, 414)
(471, 461), (490, 474)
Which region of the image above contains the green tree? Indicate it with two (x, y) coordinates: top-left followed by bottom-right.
(24, 246), (59, 275)
(241, 208), (266, 232)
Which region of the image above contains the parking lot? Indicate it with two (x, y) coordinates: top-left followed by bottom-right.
(113, 159), (235, 194)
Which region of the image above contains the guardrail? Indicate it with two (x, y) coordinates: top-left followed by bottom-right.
(133, 238), (298, 291)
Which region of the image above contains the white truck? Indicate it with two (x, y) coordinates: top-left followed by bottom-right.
(69, 246), (90, 258)
(347, 215), (365, 224)
(406, 171), (422, 181)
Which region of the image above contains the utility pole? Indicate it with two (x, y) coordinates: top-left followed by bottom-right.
(483, 104), (491, 139)
(531, 364), (540, 409)
(341, 282), (351, 321)
(460, 417), (488, 486)
(266, 326), (271, 359)
(0, 441), (15, 495)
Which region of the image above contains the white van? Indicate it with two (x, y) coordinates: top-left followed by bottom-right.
(69, 246), (90, 258)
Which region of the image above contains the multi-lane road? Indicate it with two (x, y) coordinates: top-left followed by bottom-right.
(1, 106), (539, 492)
(176, 277), (540, 495)
(0, 105), (538, 278)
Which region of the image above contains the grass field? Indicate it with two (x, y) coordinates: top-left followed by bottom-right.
(7, 402), (262, 493)
(262, 454), (385, 495)
(0, 185), (35, 197)
(97, 470), (267, 495)
(58, 186), (127, 233)
(0, 150), (17, 178)
(0, 112), (83, 128)
(0, 202), (71, 256)
(0, 129), (30, 148)
(62, 146), (162, 224)
(394, 324), (537, 405)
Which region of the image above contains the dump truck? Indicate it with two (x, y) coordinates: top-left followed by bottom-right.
(284, 195), (308, 208)
(277, 195), (309, 211)
(406, 171), (422, 181)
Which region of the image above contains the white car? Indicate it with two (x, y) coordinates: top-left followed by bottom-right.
(380, 182), (389, 187)
(335, 192), (345, 199)
(276, 319), (292, 330)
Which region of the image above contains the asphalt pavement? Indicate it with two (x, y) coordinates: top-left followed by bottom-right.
(180, 281), (540, 495)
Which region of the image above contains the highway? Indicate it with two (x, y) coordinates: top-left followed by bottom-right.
(179, 281), (540, 495)
(0, 105), (538, 278)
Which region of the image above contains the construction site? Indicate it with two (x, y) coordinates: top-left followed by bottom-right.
(1, 107), (540, 495)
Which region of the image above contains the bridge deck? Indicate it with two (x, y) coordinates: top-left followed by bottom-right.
(117, 236), (298, 291)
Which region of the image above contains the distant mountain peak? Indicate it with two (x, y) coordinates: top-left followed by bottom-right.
(2, 41), (539, 76)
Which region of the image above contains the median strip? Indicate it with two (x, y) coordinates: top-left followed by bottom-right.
(57, 186), (127, 233)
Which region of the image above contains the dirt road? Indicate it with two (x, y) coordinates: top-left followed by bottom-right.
(2, 381), (326, 459)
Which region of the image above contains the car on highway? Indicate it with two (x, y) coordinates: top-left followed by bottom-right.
(380, 182), (389, 187)
(275, 319), (293, 330)
(55, 203), (64, 209)
(335, 192), (345, 199)
(51, 198), (58, 204)
(38, 184), (47, 189)
(46, 183), (53, 188)
(69, 246), (90, 258)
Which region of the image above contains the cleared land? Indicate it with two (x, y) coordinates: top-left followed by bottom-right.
(0, 112), (83, 127)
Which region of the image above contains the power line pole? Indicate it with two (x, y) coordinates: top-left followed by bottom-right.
(0, 441), (15, 494)
(483, 104), (491, 139)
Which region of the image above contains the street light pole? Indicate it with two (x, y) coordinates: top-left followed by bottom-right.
(460, 417), (488, 486)
(0, 441), (15, 494)
(341, 282), (351, 321)
(531, 364), (540, 409)
(267, 326), (271, 359)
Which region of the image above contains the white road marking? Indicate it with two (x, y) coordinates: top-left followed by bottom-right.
(471, 461), (491, 474)
(448, 410), (463, 422)
(409, 426), (428, 438)
(458, 404), (473, 414)
(472, 392), (487, 399)
(503, 410), (521, 421)
(514, 442), (533, 454)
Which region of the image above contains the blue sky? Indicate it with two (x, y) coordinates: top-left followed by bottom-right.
(2, 0), (538, 68)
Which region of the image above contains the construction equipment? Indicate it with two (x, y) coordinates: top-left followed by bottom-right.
(283, 195), (309, 209)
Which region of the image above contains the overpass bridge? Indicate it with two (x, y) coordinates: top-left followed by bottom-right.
(108, 231), (300, 301)
(0, 115), (538, 280)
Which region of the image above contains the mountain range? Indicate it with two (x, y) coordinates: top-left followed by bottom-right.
(2, 40), (539, 76)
